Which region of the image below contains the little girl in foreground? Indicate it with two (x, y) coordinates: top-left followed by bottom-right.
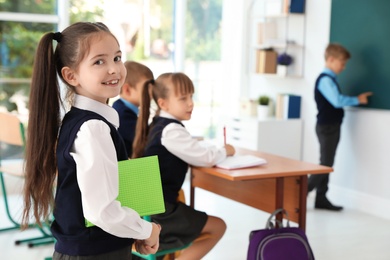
(132, 72), (235, 259)
(22, 22), (160, 259)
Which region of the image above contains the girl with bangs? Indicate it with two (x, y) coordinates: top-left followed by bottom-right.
(133, 72), (235, 259)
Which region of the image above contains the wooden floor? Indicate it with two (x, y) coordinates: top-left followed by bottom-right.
(1, 177), (390, 260)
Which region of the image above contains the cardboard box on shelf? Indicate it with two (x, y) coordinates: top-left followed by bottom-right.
(256, 49), (277, 74)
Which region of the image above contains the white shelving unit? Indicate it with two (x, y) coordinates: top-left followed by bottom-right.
(225, 116), (303, 160)
(248, 0), (306, 78)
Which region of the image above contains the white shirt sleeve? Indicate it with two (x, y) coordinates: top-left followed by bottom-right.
(70, 119), (152, 239)
(161, 122), (227, 167)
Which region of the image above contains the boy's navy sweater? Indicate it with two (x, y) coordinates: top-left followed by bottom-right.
(52, 107), (132, 256)
(144, 117), (188, 204)
(314, 73), (344, 125)
(112, 99), (137, 157)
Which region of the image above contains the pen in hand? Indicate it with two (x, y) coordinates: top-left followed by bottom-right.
(223, 126), (235, 156)
(223, 126), (226, 145)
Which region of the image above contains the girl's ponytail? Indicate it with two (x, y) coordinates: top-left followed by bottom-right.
(22, 32), (61, 228)
(132, 79), (154, 158)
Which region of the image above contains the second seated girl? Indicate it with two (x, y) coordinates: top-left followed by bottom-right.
(132, 72), (235, 260)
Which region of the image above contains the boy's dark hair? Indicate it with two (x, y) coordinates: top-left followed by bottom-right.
(325, 43), (351, 60)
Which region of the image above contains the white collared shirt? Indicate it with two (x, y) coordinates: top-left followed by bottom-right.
(159, 110), (227, 167)
(69, 95), (152, 239)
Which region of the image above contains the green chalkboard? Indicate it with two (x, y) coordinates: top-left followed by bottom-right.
(330, 0), (390, 110)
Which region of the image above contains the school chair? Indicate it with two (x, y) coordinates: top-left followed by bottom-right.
(0, 111), (54, 247)
(132, 189), (210, 260)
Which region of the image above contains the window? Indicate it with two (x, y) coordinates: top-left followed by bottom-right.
(1, 0), (229, 141)
(183, 0), (223, 138)
(0, 0), (104, 115)
(0, 0), (59, 115)
(0, 0), (57, 14)
(109, 0), (225, 138)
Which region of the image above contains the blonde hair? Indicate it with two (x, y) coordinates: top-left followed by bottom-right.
(132, 72), (194, 158)
(325, 43), (351, 60)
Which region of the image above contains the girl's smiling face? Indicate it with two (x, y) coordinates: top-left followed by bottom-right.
(62, 33), (126, 103)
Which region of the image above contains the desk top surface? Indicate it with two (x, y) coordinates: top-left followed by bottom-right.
(191, 147), (333, 181)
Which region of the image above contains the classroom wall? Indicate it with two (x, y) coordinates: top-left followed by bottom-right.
(228, 0), (390, 219)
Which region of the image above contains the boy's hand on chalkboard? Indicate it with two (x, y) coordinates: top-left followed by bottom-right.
(358, 92), (373, 104)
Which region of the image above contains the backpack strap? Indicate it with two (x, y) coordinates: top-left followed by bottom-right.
(266, 208), (291, 229)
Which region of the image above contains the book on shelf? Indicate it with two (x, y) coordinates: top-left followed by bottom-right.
(276, 94), (301, 119)
(284, 94), (301, 119)
(276, 94), (285, 119)
(265, 0), (290, 15)
(85, 155), (165, 227)
(290, 0), (306, 13)
(216, 155), (267, 170)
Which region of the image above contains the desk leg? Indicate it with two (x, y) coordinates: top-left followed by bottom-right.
(298, 175), (308, 231)
(190, 168), (304, 227)
(275, 178), (284, 226)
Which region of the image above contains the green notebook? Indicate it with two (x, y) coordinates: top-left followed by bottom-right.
(85, 155), (165, 227)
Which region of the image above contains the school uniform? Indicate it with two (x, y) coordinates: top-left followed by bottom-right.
(309, 69), (359, 210)
(144, 111), (227, 251)
(113, 98), (138, 157)
(52, 95), (151, 259)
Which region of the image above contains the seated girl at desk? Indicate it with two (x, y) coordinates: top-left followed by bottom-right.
(132, 72), (235, 259)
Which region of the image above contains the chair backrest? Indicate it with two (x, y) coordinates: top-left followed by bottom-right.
(0, 112), (25, 147)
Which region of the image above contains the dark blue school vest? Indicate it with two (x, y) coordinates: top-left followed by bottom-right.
(112, 99), (138, 157)
(314, 73), (344, 125)
(144, 117), (188, 204)
(52, 107), (132, 256)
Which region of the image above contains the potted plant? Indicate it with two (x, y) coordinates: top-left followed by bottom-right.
(257, 95), (270, 119)
(277, 53), (293, 76)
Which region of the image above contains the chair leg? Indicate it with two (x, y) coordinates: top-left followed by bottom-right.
(132, 251), (157, 260)
(16, 225), (55, 247)
(0, 173), (21, 232)
(1, 172), (55, 247)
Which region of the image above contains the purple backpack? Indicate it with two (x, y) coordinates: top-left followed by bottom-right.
(247, 208), (315, 260)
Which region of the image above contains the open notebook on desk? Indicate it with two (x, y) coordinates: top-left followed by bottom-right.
(216, 155), (267, 170)
(85, 155), (165, 227)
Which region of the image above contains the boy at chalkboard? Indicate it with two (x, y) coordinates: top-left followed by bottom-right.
(308, 43), (372, 211)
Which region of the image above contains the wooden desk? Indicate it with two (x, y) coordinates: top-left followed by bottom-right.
(190, 147), (332, 231)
